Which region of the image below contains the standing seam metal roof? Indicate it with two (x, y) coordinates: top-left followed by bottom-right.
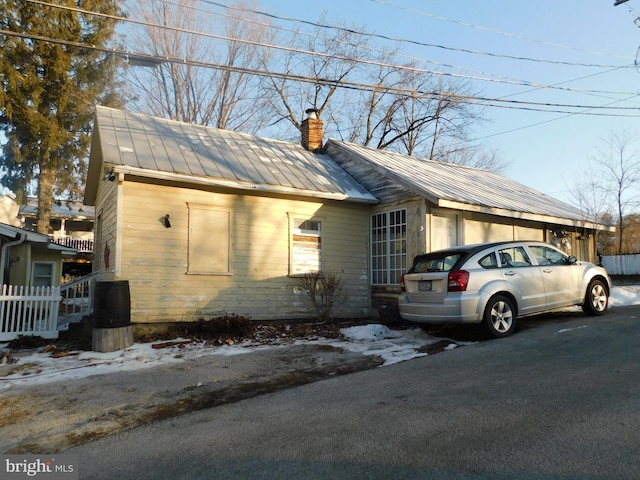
(92, 107), (377, 203)
(326, 140), (589, 223)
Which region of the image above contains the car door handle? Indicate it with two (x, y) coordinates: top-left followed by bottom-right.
(543, 269), (552, 273)
(504, 271), (516, 276)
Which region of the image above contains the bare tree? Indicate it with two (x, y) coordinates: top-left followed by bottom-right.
(593, 130), (640, 254)
(568, 164), (613, 252)
(124, 0), (274, 131)
(261, 14), (495, 167)
(260, 13), (364, 140)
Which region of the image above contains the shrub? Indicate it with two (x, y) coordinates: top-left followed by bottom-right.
(296, 270), (345, 323)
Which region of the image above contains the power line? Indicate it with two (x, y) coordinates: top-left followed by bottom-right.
(195, 0), (633, 68)
(24, 0), (640, 99)
(3, 27), (640, 118)
(369, 0), (635, 61)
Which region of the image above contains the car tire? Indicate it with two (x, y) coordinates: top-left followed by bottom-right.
(484, 295), (517, 338)
(582, 279), (608, 316)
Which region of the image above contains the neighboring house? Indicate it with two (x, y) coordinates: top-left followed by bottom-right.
(0, 195), (94, 280)
(84, 106), (609, 326)
(20, 197), (94, 280)
(0, 222), (77, 288)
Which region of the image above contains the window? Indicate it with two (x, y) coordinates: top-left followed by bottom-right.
(188, 204), (230, 274)
(479, 252), (498, 269)
(498, 246), (531, 268)
(413, 254), (461, 273)
(529, 245), (569, 265)
(371, 209), (407, 285)
(290, 217), (321, 275)
(32, 262), (55, 287)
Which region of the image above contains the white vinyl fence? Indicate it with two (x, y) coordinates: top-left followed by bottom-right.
(602, 254), (640, 275)
(0, 285), (61, 341)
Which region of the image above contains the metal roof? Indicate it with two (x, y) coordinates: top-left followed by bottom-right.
(20, 198), (94, 220)
(326, 140), (599, 229)
(0, 222), (77, 254)
(85, 107), (377, 205)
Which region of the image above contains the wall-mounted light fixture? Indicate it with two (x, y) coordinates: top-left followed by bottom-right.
(163, 214), (171, 228)
(103, 167), (116, 182)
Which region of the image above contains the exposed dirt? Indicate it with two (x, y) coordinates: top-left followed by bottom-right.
(0, 319), (390, 454)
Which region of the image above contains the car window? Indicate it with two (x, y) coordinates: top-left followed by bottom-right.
(412, 254), (462, 272)
(479, 252), (498, 269)
(529, 245), (569, 265)
(498, 246), (531, 268)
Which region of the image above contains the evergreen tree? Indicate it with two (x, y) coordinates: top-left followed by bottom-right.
(0, 0), (123, 233)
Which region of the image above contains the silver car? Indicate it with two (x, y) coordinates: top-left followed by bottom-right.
(398, 241), (611, 337)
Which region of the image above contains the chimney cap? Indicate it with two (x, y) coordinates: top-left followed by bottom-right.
(305, 108), (319, 119)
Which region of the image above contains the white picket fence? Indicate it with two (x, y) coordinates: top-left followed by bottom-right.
(0, 273), (99, 341)
(0, 285), (61, 341)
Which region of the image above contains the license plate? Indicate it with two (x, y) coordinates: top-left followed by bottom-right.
(418, 280), (432, 291)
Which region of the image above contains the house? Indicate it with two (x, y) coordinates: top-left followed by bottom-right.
(84, 106), (377, 326)
(84, 106), (607, 327)
(0, 221), (77, 288)
(0, 194), (95, 280)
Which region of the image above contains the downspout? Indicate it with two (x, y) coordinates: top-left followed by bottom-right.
(0, 233), (27, 286)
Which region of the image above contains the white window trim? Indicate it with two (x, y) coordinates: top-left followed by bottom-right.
(371, 208), (407, 286)
(31, 261), (56, 287)
(288, 214), (323, 276)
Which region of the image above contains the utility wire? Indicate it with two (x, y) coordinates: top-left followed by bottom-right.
(157, 0), (637, 94)
(368, 0), (634, 61)
(196, 0), (633, 68)
(24, 0), (640, 98)
(3, 28), (639, 118)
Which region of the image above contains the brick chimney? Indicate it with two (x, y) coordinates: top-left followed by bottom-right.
(301, 109), (323, 151)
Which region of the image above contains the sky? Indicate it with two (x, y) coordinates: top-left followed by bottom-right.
(3, 1), (638, 207)
(251, 0), (640, 206)
(2, 284), (639, 388)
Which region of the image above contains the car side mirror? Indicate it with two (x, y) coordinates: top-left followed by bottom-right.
(568, 255), (577, 264)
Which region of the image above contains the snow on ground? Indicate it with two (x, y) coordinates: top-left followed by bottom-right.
(1, 286), (639, 389)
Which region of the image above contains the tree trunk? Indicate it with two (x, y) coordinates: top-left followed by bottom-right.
(36, 163), (56, 235)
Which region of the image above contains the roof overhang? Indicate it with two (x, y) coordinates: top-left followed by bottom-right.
(0, 222), (78, 254)
(438, 199), (615, 232)
(111, 165), (379, 204)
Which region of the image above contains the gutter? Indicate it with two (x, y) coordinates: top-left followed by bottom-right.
(0, 232), (27, 286)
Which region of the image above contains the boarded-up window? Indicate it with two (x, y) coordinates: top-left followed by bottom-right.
(188, 205), (230, 274)
(291, 218), (321, 275)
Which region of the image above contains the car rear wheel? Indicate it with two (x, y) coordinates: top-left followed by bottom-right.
(484, 295), (516, 338)
(582, 279), (608, 316)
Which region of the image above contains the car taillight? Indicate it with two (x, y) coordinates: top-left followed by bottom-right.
(448, 270), (469, 292)
(400, 273), (406, 292)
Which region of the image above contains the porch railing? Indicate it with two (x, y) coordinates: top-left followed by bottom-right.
(52, 236), (94, 253)
(0, 285), (61, 341)
(58, 272), (100, 330)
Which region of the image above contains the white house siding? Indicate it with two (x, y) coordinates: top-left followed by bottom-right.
(113, 180), (371, 324)
(461, 211), (544, 245)
(94, 174), (119, 280)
